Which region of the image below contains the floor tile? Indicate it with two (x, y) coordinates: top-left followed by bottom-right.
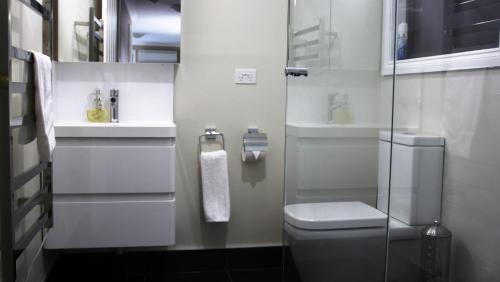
(47, 248), (284, 281)
(226, 247), (282, 270)
(136, 250), (226, 274)
(228, 268), (282, 282)
(146, 271), (231, 282)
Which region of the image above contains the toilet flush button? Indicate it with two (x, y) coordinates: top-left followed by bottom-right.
(235, 69), (257, 84)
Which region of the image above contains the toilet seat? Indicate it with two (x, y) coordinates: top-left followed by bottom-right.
(284, 201), (387, 230)
(284, 201), (422, 241)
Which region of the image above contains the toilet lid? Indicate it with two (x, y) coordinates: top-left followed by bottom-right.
(284, 202), (388, 230)
(379, 131), (445, 146)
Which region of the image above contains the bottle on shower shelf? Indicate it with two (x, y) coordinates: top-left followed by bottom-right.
(327, 93), (353, 124)
(397, 22), (408, 60)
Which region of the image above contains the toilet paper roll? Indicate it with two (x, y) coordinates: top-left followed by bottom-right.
(241, 150), (266, 162)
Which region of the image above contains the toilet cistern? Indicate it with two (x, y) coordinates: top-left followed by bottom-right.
(110, 89), (119, 123)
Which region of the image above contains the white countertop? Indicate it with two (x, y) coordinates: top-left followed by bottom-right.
(286, 121), (385, 138)
(55, 121), (176, 138)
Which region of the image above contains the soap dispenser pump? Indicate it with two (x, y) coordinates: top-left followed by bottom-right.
(87, 89), (109, 123)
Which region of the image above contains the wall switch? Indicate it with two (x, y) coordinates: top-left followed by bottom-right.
(234, 69), (257, 84)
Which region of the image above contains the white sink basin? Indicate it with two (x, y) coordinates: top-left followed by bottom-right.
(55, 121), (176, 138)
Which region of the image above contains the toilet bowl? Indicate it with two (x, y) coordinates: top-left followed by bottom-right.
(284, 201), (388, 282)
(284, 132), (444, 282)
(284, 201), (423, 282)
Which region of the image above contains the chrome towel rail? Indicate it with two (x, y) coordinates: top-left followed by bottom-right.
(1, 0), (54, 281)
(199, 128), (225, 152)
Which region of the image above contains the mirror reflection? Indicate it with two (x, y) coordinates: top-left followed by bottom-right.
(57, 0), (181, 63)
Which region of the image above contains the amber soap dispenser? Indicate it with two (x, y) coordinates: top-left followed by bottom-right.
(87, 89), (109, 123)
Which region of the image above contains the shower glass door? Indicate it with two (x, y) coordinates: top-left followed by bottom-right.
(284, 0), (396, 281)
(386, 1), (500, 282)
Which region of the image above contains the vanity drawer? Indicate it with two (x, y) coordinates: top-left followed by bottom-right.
(45, 196), (175, 249)
(53, 138), (175, 194)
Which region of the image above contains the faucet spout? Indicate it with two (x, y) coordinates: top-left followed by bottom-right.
(110, 89), (119, 123)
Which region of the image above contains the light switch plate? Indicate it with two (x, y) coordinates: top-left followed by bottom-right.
(234, 69), (257, 84)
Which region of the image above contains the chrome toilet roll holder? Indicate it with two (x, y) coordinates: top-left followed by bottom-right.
(242, 127), (268, 162)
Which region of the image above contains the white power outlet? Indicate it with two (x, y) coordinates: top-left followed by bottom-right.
(234, 69), (257, 84)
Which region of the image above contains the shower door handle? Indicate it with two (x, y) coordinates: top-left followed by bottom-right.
(285, 67), (308, 77)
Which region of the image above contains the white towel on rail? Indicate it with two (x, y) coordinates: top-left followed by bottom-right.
(31, 51), (55, 162)
(200, 150), (230, 222)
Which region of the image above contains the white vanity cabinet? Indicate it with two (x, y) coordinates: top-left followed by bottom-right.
(45, 122), (176, 249)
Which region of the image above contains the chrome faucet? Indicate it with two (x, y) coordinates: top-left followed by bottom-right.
(110, 89), (119, 123)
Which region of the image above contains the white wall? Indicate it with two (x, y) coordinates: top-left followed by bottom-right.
(287, 0), (384, 125)
(53, 62), (174, 122)
(285, 0), (386, 207)
(57, 0), (94, 62)
(386, 68), (500, 282)
(103, 0), (118, 62)
(285, 125), (380, 206)
(173, 0), (287, 249)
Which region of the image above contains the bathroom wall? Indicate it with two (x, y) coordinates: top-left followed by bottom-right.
(57, 0), (95, 62)
(285, 0), (386, 207)
(173, 0), (287, 249)
(385, 69), (500, 282)
(287, 0), (383, 125)
(53, 62), (174, 122)
(10, 1), (55, 281)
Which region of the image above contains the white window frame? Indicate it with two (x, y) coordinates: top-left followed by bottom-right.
(381, 0), (500, 76)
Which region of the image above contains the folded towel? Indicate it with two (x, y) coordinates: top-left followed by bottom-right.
(200, 150), (230, 222)
(31, 51), (55, 162)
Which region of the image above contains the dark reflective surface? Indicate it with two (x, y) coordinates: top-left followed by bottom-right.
(396, 0), (500, 60)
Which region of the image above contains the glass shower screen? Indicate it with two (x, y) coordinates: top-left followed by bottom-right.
(283, 0), (395, 281)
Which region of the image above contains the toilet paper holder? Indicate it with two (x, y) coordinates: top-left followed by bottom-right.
(242, 127), (268, 162)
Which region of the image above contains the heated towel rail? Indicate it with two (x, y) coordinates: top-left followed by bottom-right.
(289, 18), (338, 69)
(89, 7), (104, 62)
(1, 1), (54, 281)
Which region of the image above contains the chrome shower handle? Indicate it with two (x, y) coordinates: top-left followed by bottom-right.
(285, 67), (308, 77)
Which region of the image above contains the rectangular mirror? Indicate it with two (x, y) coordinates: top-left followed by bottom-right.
(56, 0), (181, 63)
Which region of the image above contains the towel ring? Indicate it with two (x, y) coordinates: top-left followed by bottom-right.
(199, 128), (225, 152)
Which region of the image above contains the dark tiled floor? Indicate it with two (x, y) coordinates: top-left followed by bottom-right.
(145, 269), (282, 282)
(229, 268), (282, 282)
(46, 248), (285, 282)
(145, 271), (230, 282)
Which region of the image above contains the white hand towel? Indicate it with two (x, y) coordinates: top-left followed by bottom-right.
(31, 51), (55, 162)
(200, 150), (230, 222)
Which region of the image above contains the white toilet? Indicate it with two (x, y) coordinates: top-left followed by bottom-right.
(284, 131), (445, 282)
